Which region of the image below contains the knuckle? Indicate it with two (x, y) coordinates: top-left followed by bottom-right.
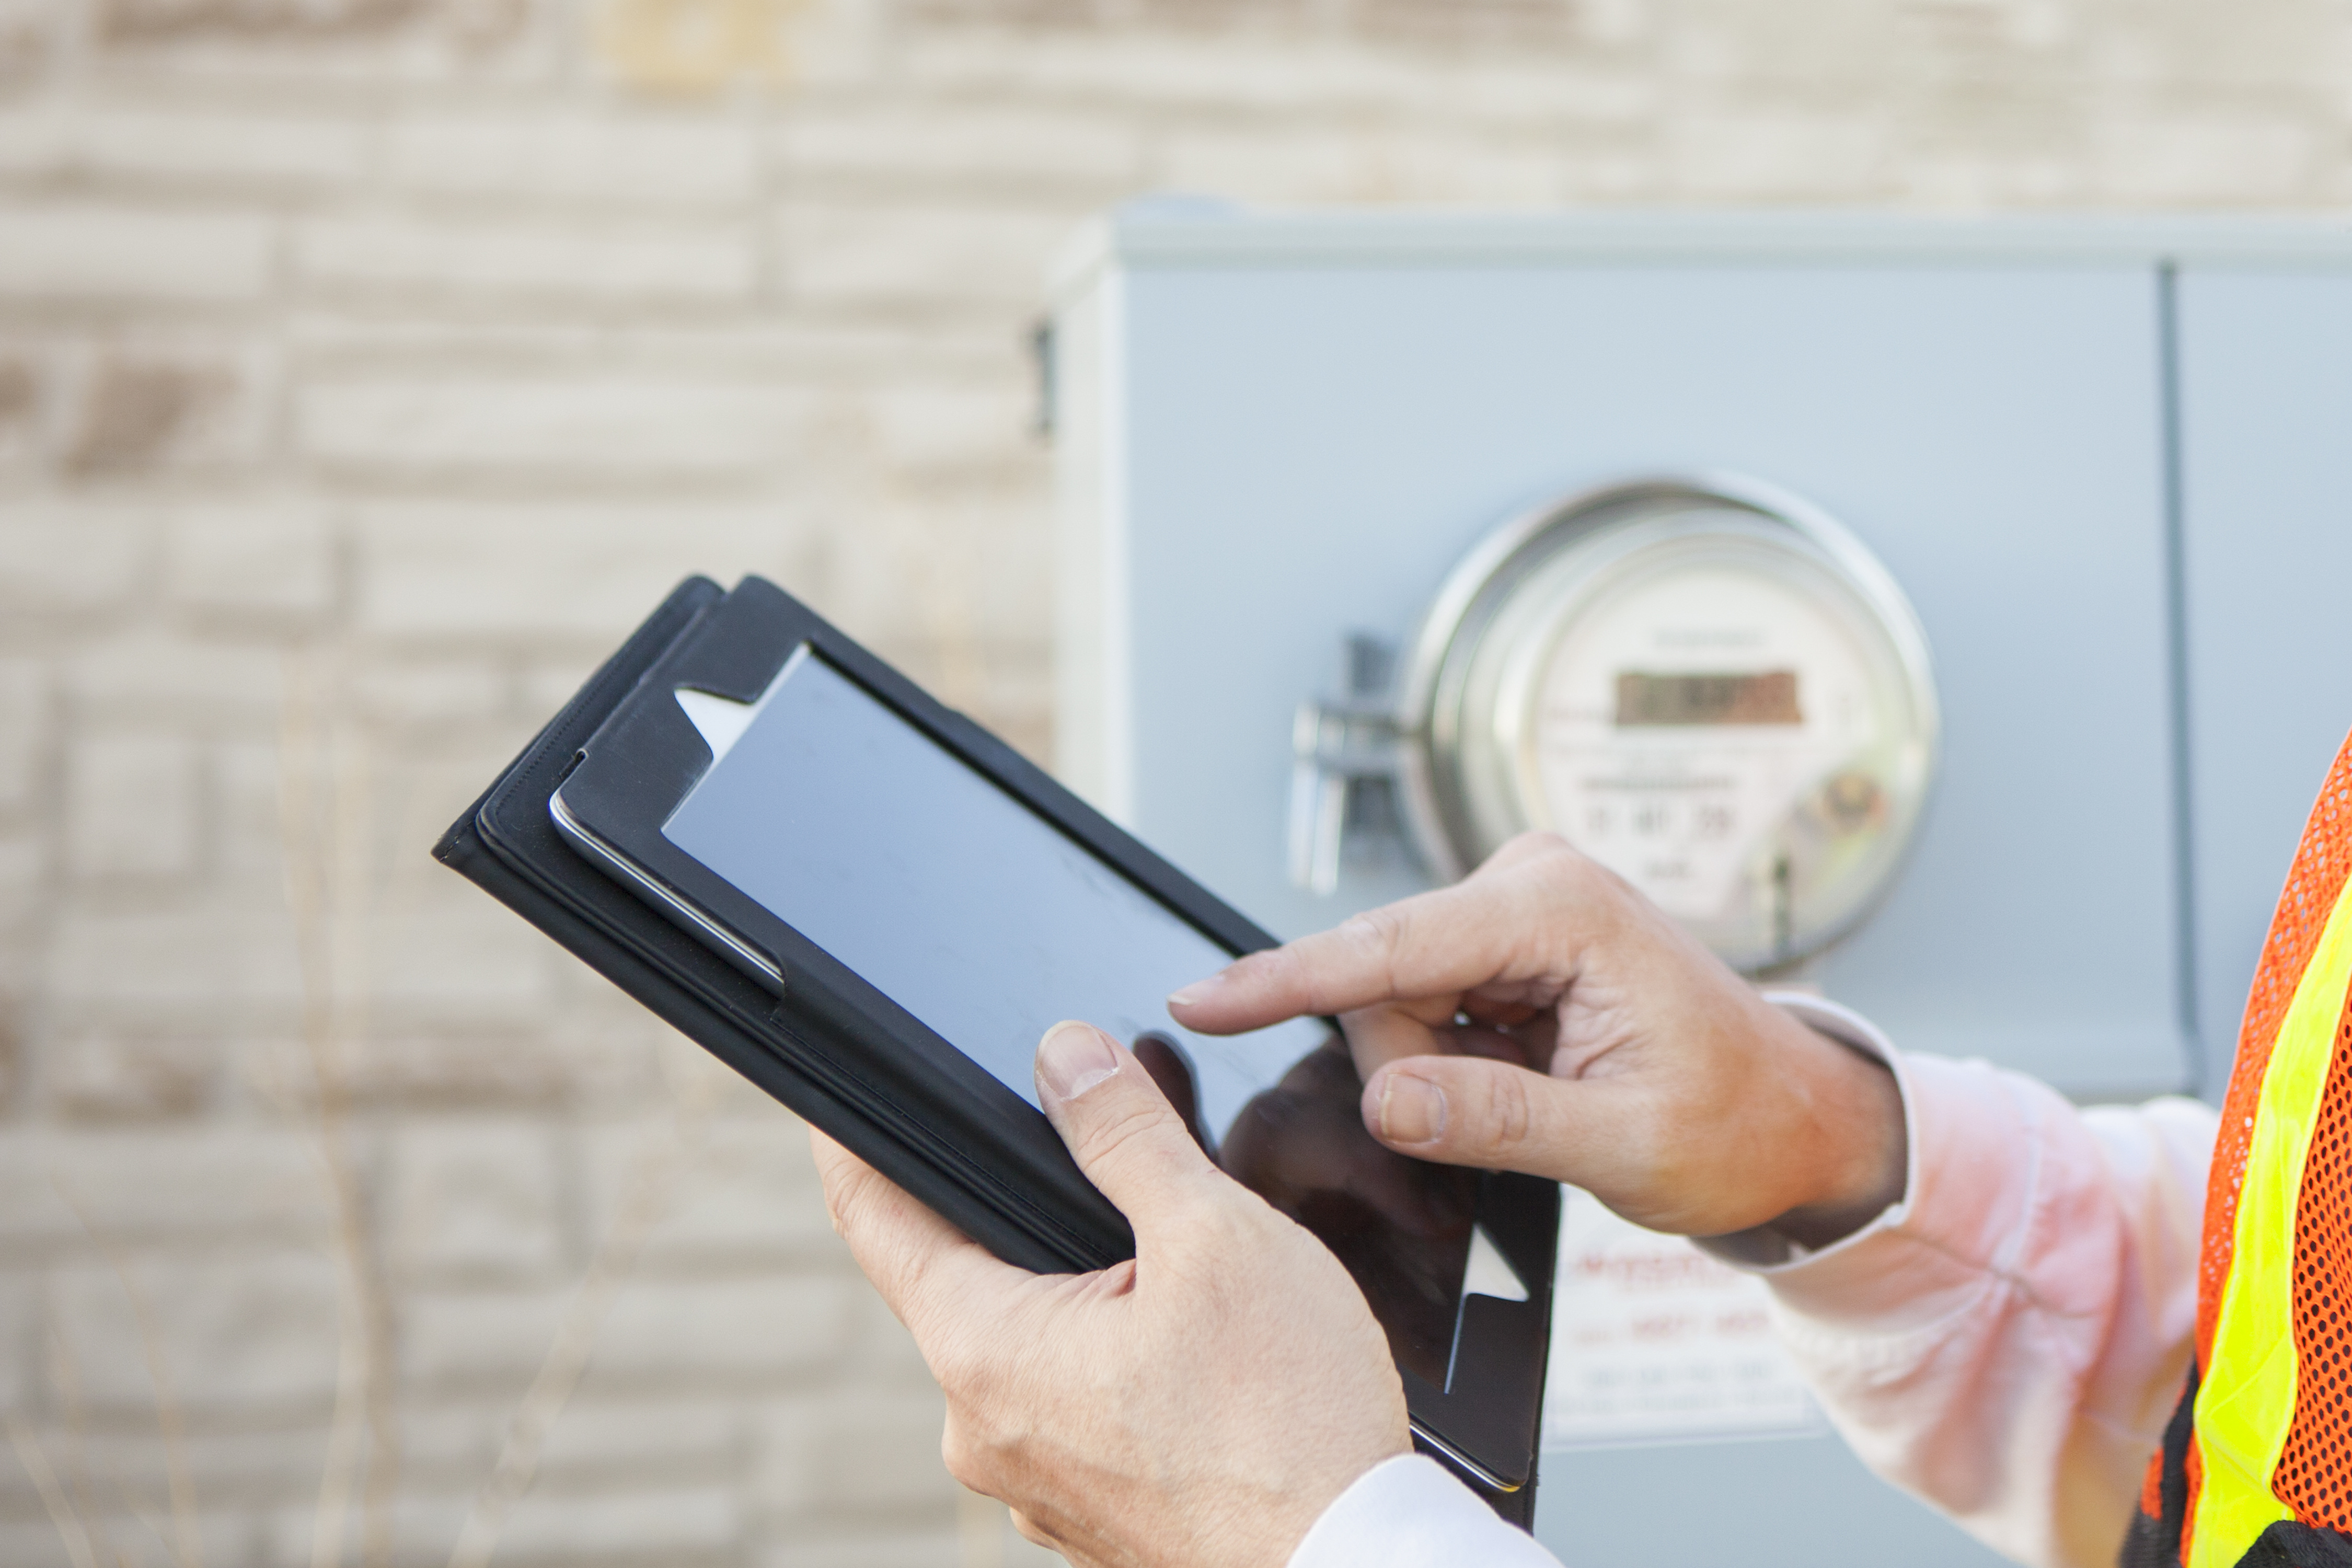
(1074, 1092), (1181, 1170)
(1514, 829), (1572, 859)
(1339, 906), (1410, 995)
(939, 1418), (979, 1486)
(941, 1415), (1011, 1502)
(1470, 1067), (1536, 1158)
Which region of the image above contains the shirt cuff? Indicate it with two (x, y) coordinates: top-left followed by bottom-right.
(1286, 1455), (1562, 1568)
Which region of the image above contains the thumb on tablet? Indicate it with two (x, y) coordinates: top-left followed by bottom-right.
(1034, 1021), (1221, 1225)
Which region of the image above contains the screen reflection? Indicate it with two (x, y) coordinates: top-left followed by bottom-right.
(1141, 1032), (1477, 1389)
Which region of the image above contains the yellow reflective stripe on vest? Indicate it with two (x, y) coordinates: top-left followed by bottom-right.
(2188, 870), (2352, 1568)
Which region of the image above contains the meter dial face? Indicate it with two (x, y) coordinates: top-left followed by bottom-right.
(1406, 484), (1937, 973)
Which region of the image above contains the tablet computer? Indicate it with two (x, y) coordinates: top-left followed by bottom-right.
(435, 574), (1554, 1518)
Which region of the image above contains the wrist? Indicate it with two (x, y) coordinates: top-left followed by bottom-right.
(1766, 1011), (1908, 1251)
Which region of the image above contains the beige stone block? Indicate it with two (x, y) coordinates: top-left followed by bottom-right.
(776, 201), (1076, 308)
(0, 103), (369, 189)
(48, 1422), (334, 1511)
(1160, 122), (1566, 205)
(47, 1250), (342, 1417)
(583, 1116), (839, 1271)
(299, 375), (802, 482)
(207, 736), (289, 887)
(900, 24), (1392, 112)
(388, 1119), (565, 1281)
(399, 1282), (574, 1391)
(367, 896), (559, 1021)
(64, 731), (201, 881)
(353, 502), (813, 642)
(393, 1402), (509, 1494)
(329, 1021), (655, 1112)
(0, 1513), (259, 1568)
(0, 831), (40, 932)
(500, 1484), (744, 1560)
(0, 1124), (335, 1244)
(48, 1029), (223, 1119)
(2092, 112), (2319, 203)
(775, 103), (1144, 191)
(295, 214), (759, 305)
(813, 495), (1053, 661)
(0, 658), (45, 815)
(0, 1522), (84, 1568)
(1666, 109), (1890, 200)
(0, 1270), (29, 1411)
(1670, 0), (1894, 87)
(758, 1525), (962, 1568)
(754, 1389), (953, 1522)
(385, 114), (760, 207)
(65, 631), (284, 728)
(513, 650), (612, 727)
(347, 655), (511, 730)
(60, 346), (267, 478)
(263, 1487), (471, 1568)
(587, 1274), (859, 1387)
(0, 347), (49, 472)
(864, 379), (1032, 474)
(165, 504), (336, 620)
(532, 1399), (740, 1483)
(83, 0), (544, 59)
(0, 506), (151, 619)
(843, 1286), (941, 1391)
(46, 901), (305, 1014)
(0, 1137), (80, 1248)
(0, 203), (273, 302)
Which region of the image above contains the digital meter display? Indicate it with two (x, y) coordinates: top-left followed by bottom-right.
(1613, 671), (1802, 728)
(1400, 480), (1937, 972)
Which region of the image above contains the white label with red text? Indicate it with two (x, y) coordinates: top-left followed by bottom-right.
(1540, 1186), (1821, 1449)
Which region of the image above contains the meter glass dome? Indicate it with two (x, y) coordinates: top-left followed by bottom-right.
(1402, 480), (1938, 972)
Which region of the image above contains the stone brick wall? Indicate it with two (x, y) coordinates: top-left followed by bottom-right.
(1, 2), (2344, 1564)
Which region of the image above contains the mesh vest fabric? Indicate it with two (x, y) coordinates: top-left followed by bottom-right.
(2125, 732), (2352, 1568)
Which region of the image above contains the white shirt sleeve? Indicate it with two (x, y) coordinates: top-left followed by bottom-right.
(1704, 995), (2218, 1568)
(1286, 1455), (1563, 1568)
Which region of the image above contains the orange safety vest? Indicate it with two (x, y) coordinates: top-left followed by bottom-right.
(2125, 732), (2352, 1568)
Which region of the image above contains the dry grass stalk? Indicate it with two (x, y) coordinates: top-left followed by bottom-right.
(280, 644), (403, 1568)
(49, 1180), (205, 1568)
(43, 1316), (127, 1568)
(445, 1046), (722, 1568)
(6, 1413), (99, 1568)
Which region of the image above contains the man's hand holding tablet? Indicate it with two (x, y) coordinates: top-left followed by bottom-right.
(817, 832), (1910, 1567)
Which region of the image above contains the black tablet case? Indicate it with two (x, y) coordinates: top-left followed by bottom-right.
(432, 575), (1540, 1527)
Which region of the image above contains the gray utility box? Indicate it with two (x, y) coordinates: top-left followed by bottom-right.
(1047, 206), (2352, 1566)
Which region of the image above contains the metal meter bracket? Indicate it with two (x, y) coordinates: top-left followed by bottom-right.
(1288, 635), (1413, 895)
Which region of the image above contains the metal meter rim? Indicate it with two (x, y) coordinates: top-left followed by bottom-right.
(1391, 474), (1943, 962)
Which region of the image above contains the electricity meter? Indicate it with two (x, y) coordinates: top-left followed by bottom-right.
(1292, 477), (1939, 973)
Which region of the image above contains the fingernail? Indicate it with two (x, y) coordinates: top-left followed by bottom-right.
(1167, 970), (1230, 1010)
(1038, 1021), (1120, 1104)
(1378, 1073), (1448, 1145)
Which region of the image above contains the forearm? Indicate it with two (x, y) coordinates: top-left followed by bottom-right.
(1706, 1001), (2215, 1568)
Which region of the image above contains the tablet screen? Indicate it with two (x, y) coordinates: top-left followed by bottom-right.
(661, 648), (1484, 1384)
